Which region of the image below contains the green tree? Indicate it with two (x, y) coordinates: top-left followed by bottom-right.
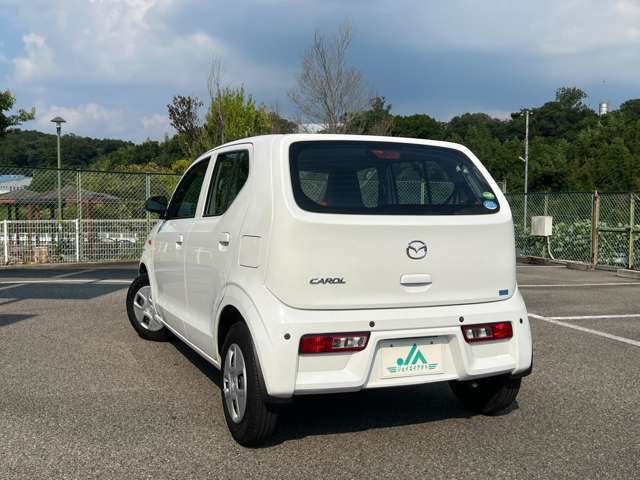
(392, 114), (445, 140)
(525, 87), (597, 140)
(592, 137), (639, 191)
(619, 99), (640, 122)
(349, 96), (394, 135)
(0, 90), (35, 137)
(200, 86), (272, 149)
(167, 95), (203, 159)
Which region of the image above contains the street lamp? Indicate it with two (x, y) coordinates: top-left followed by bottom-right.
(51, 116), (66, 221)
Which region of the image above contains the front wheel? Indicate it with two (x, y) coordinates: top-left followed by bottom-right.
(449, 375), (521, 415)
(221, 322), (278, 447)
(126, 273), (169, 341)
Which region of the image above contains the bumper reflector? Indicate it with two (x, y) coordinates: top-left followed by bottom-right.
(299, 332), (370, 354)
(462, 322), (513, 343)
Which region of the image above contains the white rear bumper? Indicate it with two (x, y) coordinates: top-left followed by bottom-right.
(250, 288), (532, 398)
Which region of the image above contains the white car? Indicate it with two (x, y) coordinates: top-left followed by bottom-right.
(127, 134), (533, 446)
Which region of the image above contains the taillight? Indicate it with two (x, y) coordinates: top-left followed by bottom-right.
(461, 322), (513, 343)
(299, 332), (370, 354)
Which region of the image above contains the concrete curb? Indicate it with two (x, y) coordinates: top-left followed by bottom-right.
(565, 261), (594, 271)
(616, 269), (640, 280)
(517, 256), (567, 267)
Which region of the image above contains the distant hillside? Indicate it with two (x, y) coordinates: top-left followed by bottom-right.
(0, 129), (133, 169)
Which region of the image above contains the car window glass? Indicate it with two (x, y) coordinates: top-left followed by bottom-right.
(290, 141), (497, 215)
(165, 159), (209, 219)
(205, 150), (249, 216)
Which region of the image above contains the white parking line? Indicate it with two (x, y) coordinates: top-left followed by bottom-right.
(529, 313), (640, 347)
(545, 314), (640, 321)
(0, 279), (131, 286)
(52, 268), (97, 279)
(520, 282), (640, 288)
(0, 269), (130, 291)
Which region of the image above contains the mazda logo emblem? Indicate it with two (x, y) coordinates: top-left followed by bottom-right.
(406, 240), (427, 260)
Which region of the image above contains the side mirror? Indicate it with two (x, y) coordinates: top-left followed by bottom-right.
(145, 196), (168, 217)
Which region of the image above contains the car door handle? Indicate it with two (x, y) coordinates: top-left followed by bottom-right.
(218, 232), (230, 248)
(176, 234), (184, 247)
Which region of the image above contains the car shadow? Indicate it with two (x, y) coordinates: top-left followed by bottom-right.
(0, 313), (35, 327)
(169, 335), (497, 446)
(170, 335), (222, 389)
(0, 282), (127, 301)
(267, 384), (476, 446)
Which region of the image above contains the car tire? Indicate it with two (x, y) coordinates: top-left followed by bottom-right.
(449, 375), (521, 415)
(126, 273), (170, 341)
(221, 322), (278, 447)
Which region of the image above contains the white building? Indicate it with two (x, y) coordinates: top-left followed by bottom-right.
(0, 175), (33, 195)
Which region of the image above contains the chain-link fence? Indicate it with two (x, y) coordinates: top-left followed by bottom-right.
(0, 165), (179, 265)
(506, 192), (640, 270)
(0, 165), (179, 221)
(1, 165), (638, 269)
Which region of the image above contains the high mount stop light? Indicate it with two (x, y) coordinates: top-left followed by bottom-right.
(299, 332), (370, 354)
(461, 322), (513, 343)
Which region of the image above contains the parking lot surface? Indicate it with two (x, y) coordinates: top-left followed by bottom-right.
(1, 263), (639, 479)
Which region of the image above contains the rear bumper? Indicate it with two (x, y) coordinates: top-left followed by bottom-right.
(254, 288), (532, 398)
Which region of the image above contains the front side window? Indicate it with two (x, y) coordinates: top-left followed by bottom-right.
(165, 158), (210, 219)
(204, 150), (249, 216)
(290, 141), (498, 215)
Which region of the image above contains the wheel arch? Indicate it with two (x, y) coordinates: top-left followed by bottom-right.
(214, 284), (287, 399)
(217, 304), (244, 356)
(138, 262), (148, 275)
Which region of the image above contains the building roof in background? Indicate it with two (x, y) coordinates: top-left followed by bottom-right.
(0, 185), (120, 205)
(0, 175), (31, 184)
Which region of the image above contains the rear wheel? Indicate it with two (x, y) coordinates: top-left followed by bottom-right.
(221, 322), (277, 447)
(449, 375), (521, 415)
(126, 273), (169, 341)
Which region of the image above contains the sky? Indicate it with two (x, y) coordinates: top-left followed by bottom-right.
(1, 0), (640, 143)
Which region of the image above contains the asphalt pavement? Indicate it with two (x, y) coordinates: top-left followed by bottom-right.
(0, 263), (638, 479)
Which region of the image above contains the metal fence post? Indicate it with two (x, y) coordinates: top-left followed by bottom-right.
(145, 174), (151, 231)
(628, 193), (635, 270)
(74, 218), (80, 262)
(591, 191), (600, 267)
(77, 171), (83, 261)
(3, 220), (8, 265)
(77, 170), (83, 220)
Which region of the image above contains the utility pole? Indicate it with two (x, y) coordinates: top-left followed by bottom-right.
(51, 116), (66, 221)
(520, 110), (530, 232)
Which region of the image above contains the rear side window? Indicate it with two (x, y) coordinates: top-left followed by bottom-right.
(204, 150), (249, 216)
(290, 141), (498, 215)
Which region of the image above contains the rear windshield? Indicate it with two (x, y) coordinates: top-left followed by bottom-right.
(289, 141), (499, 215)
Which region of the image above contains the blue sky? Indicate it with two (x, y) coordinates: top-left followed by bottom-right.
(1, 0), (639, 142)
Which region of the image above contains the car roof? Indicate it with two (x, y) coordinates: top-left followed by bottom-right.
(205, 134), (468, 156)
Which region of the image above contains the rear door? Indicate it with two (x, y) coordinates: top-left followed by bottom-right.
(153, 158), (209, 333)
(184, 147), (251, 358)
(266, 140), (515, 310)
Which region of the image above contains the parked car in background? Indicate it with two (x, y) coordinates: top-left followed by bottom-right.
(127, 134), (533, 446)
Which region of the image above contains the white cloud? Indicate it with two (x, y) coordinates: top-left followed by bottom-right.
(141, 113), (173, 139)
(6, 0), (288, 90)
(12, 33), (56, 81)
(33, 102), (129, 139)
(29, 102), (174, 142)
